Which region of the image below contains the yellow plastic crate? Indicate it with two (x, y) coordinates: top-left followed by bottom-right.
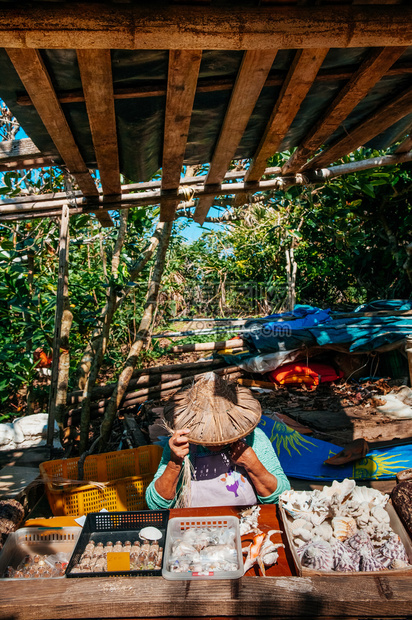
(39, 445), (163, 517)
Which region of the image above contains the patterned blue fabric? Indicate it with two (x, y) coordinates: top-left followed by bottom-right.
(354, 299), (412, 313)
(244, 304), (412, 354)
(259, 414), (412, 481)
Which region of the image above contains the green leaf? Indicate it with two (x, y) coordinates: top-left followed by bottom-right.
(362, 184), (375, 198)
(1, 241), (14, 250)
(9, 304), (35, 315)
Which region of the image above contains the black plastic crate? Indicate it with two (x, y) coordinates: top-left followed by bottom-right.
(66, 510), (169, 578)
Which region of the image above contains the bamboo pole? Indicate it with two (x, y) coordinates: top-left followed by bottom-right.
(79, 211), (128, 454)
(0, 167), (281, 207)
(46, 204), (70, 446)
(2, 152), (412, 222)
(67, 366), (242, 420)
(168, 338), (245, 354)
(67, 360), (228, 406)
(97, 221), (173, 452)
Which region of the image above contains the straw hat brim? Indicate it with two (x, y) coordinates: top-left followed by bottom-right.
(163, 372), (262, 446)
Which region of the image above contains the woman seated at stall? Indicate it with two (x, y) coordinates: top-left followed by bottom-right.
(146, 372), (290, 509)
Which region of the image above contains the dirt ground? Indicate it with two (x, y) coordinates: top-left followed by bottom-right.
(251, 378), (412, 448)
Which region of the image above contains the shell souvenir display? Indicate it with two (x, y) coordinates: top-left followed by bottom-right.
(280, 480), (412, 574)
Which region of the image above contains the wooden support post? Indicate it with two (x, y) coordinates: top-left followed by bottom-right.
(406, 334), (412, 388)
(46, 204), (70, 447)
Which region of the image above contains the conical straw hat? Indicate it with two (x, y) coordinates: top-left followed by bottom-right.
(163, 371), (262, 446)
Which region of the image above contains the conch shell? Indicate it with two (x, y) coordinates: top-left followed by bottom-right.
(298, 540), (334, 571)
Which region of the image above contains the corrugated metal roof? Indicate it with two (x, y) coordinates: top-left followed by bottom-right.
(0, 2), (410, 225)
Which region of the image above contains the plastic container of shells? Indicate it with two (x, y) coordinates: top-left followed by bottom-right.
(162, 515), (243, 580)
(280, 501), (412, 577)
(0, 527), (81, 580)
(65, 510), (169, 578)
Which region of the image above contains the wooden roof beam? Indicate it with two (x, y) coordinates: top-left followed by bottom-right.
(0, 5), (411, 49)
(5, 48), (113, 227)
(234, 48), (328, 206)
(160, 49), (202, 222)
(193, 50), (278, 225)
(77, 49), (121, 200)
(15, 61), (412, 108)
(303, 83), (412, 169)
(282, 46), (406, 175)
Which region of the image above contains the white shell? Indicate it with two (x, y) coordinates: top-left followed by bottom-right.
(294, 538), (307, 548)
(292, 527), (312, 542)
(139, 526), (163, 541)
(322, 479), (356, 502)
(313, 522), (333, 542)
(370, 505), (390, 525)
(349, 486), (389, 508)
(331, 516), (357, 541)
(389, 558), (409, 569)
(289, 518), (313, 532)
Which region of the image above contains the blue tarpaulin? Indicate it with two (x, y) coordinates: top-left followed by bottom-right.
(354, 299), (412, 313)
(259, 414), (412, 481)
(244, 301), (412, 353)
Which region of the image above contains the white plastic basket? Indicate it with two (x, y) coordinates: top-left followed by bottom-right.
(162, 515), (243, 580)
(0, 527), (81, 580)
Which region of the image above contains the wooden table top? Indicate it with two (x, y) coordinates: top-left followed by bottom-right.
(1, 505), (412, 620)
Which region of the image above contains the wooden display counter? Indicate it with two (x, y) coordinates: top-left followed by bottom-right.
(1, 505), (412, 620)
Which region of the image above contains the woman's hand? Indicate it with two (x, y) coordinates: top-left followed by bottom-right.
(169, 428), (191, 464)
(229, 439), (278, 498)
(154, 428), (191, 501)
(229, 440), (258, 470)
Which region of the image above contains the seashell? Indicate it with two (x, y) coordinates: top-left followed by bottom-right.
(322, 478), (356, 503)
(139, 526), (163, 541)
(368, 520), (393, 546)
(375, 534), (409, 564)
(389, 558), (410, 570)
(280, 490), (312, 512)
(283, 506), (328, 526)
(370, 505), (390, 525)
(342, 501), (370, 527)
(349, 486), (389, 509)
(331, 540), (359, 572)
(281, 490), (330, 525)
(312, 522), (333, 542)
(239, 505), (261, 536)
(298, 540), (334, 571)
(331, 516), (357, 541)
(292, 527), (312, 542)
(345, 529), (374, 553)
(262, 550), (281, 567)
(358, 547), (384, 572)
(289, 518), (313, 532)
(294, 538), (307, 548)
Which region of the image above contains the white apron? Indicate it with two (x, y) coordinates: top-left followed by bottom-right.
(189, 447), (258, 507)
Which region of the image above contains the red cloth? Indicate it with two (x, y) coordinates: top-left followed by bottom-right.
(34, 348), (52, 368)
(268, 362), (343, 388)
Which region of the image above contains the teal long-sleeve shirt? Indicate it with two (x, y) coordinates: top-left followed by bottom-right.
(145, 427), (291, 510)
